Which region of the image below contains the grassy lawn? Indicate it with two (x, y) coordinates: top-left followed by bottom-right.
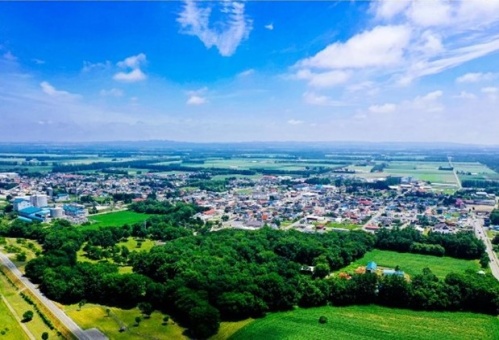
(64, 303), (187, 339)
(336, 249), (480, 279)
(77, 238), (156, 264)
(0, 296), (28, 340)
(0, 272), (59, 339)
(230, 305), (499, 340)
(82, 211), (151, 230)
(327, 222), (361, 230)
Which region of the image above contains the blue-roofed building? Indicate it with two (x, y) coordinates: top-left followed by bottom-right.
(366, 261), (377, 273)
(18, 206), (50, 222)
(63, 204), (88, 217)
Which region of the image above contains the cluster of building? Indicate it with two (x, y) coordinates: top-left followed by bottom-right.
(12, 193), (87, 223)
(0, 171), (495, 233)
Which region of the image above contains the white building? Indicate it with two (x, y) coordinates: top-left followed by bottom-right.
(30, 194), (48, 208)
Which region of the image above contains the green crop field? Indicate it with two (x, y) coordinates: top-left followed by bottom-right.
(336, 249), (480, 279)
(65, 303), (187, 340)
(230, 305), (499, 340)
(82, 211), (150, 230)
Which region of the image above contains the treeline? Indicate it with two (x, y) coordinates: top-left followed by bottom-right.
(462, 179), (499, 189)
(328, 269), (499, 315)
(376, 227), (485, 259)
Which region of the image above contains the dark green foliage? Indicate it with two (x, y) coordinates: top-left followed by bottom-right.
(376, 227), (485, 259)
(318, 316), (328, 324)
(22, 310), (34, 322)
(491, 209), (499, 225)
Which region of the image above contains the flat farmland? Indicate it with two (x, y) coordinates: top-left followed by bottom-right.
(196, 158), (347, 171)
(383, 161), (458, 184)
(336, 249), (480, 279)
(230, 305), (499, 340)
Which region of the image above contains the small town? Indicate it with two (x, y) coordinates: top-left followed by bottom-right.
(2, 171), (496, 236)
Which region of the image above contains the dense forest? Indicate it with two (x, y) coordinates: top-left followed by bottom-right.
(1, 202), (498, 338)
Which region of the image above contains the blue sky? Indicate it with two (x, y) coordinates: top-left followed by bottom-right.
(1, 0), (499, 144)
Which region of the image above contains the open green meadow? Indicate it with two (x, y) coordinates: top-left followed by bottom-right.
(0, 296), (28, 340)
(82, 211), (150, 230)
(230, 305), (499, 340)
(0, 272), (59, 339)
(65, 303), (187, 340)
(337, 249), (480, 279)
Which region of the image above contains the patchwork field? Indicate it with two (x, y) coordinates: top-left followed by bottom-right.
(336, 249), (480, 279)
(230, 305), (499, 340)
(82, 211), (150, 230)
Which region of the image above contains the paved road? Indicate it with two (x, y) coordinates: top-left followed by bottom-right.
(448, 156), (462, 189)
(0, 251), (107, 340)
(472, 217), (499, 281)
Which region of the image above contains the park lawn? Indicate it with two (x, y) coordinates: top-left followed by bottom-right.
(77, 238), (156, 264)
(230, 305), (499, 340)
(65, 303), (187, 340)
(336, 249), (480, 279)
(82, 211), (151, 230)
(327, 222), (361, 230)
(0, 272), (59, 339)
(0, 296), (29, 340)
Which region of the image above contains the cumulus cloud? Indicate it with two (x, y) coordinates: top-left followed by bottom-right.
(264, 23), (274, 30)
(302, 91), (344, 106)
(368, 103), (397, 113)
(186, 87), (208, 105)
(287, 119), (303, 125)
(411, 90), (444, 112)
(177, 0), (252, 57)
(113, 53), (147, 82)
(100, 88), (124, 97)
(455, 91), (476, 100)
(456, 72), (496, 83)
(40, 81), (79, 99)
(3, 51), (17, 61)
(295, 69), (350, 88)
(299, 25), (411, 70)
(187, 95), (207, 105)
(82, 60), (111, 72)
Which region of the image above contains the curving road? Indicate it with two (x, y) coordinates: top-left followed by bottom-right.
(472, 217), (499, 281)
(0, 251), (107, 340)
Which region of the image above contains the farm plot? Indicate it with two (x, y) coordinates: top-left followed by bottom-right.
(230, 305), (499, 340)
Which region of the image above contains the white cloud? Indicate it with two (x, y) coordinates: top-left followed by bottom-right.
(40, 81), (79, 99)
(3, 51), (17, 61)
(482, 87), (498, 94)
(238, 69), (254, 77)
(456, 72), (496, 83)
(406, 0), (452, 27)
(113, 68), (146, 82)
(117, 53), (146, 69)
(186, 87), (208, 105)
(265, 23), (274, 31)
(113, 54), (147, 82)
(287, 119), (303, 125)
(187, 95), (207, 105)
(411, 90), (444, 112)
(32, 58), (45, 65)
(373, 0), (411, 20)
(368, 103), (396, 113)
(302, 91), (344, 106)
(177, 0), (252, 57)
(82, 60), (111, 72)
(296, 69), (350, 88)
(455, 91), (476, 100)
(299, 25), (411, 70)
(100, 88), (124, 97)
